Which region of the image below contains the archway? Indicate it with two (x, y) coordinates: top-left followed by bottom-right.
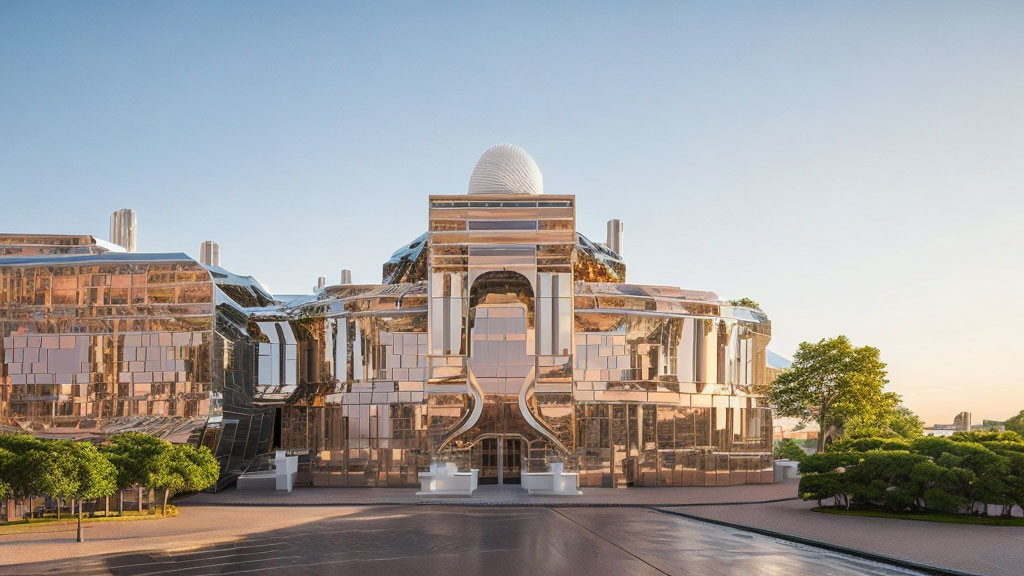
(454, 271), (537, 484)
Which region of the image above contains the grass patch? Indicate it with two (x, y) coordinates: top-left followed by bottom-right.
(812, 506), (1024, 526)
(0, 506), (178, 534)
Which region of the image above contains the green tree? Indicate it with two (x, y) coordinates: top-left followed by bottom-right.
(0, 434), (51, 519)
(151, 444), (220, 515)
(774, 438), (807, 461)
(101, 432), (170, 514)
(36, 440), (78, 521)
(729, 298), (762, 311)
(41, 441), (117, 541)
(0, 447), (12, 499)
(1004, 410), (1024, 435)
(843, 392), (923, 439)
(759, 336), (888, 452)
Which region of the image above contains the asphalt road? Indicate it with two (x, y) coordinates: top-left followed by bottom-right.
(2, 506), (926, 576)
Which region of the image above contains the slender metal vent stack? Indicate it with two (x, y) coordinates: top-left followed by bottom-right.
(109, 209), (137, 252)
(340, 269), (352, 285)
(199, 241), (220, 267)
(606, 219), (623, 255)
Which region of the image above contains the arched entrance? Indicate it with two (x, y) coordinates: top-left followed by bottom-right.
(450, 271), (538, 484)
(470, 433), (528, 485)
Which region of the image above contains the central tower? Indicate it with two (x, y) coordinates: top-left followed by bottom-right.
(426, 144), (576, 483)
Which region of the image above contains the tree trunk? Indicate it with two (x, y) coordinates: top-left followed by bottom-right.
(57, 497), (61, 520)
(816, 411), (828, 453)
(162, 489), (169, 516)
(138, 486), (143, 514)
(76, 499), (84, 543)
(104, 496), (109, 517)
(118, 491), (123, 516)
(28, 495), (33, 520)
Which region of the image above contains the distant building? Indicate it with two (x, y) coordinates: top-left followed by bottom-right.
(199, 240), (220, 267)
(925, 411), (974, 436)
(953, 411), (972, 431)
(109, 208), (137, 252)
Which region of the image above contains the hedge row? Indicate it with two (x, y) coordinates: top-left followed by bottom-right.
(798, 431), (1024, 515)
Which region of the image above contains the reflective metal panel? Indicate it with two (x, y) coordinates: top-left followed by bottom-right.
(2, 148), (775, 489)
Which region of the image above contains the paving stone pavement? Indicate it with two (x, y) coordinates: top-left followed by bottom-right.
(8, 481), (1013, 575)
(660, 499), (1024, 576)
(1, 505), (932, 576)
(179, 479), (801, 507)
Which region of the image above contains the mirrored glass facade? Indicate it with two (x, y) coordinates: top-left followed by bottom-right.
(1, 145), (773, 489)
(0, 248), (274, 488)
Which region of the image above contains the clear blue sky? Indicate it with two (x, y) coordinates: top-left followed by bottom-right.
(2, 1), (1022, 425)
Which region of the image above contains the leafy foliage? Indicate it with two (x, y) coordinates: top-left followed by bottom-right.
(729, 298), (762, 310)
(0, 433), (218, 523)
(950, 430), (1023, 444)
(843, 451), (931, 512)
(842, 392), (923, 439)
(827, 437), (911, 453)
(799, 433), (1024, 515)
(151, 444), (220, 513)
(1004, 410), (1024, 435)
(42, 440), (117, 502)
(101, 432), (170, 491)
(0, 434), (50, 503)
(760, 336), (920, 451)
(0, 447), (11, 498)
(797, 451), (862, 475)
(799, 472), (845, 505)
(773, 438), (807, 462)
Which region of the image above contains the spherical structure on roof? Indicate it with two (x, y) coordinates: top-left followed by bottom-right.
(467, 144), (544, 195)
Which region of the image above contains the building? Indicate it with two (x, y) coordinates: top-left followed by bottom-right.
(109, 208), (137, 253)
(1, 144), (774, 488)
(925, 411), (975, 437)
(199, 240), (221, 267)
(766, 350), (791, 385)
(0, 243), (277, 488)
(953, 411), (972, 431)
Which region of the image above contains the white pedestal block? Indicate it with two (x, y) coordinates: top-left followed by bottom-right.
(237, 450), (299, 492)
(773, 460), (800, 483)
(417, 461), (479, 497)
(522, 463), (582, 496)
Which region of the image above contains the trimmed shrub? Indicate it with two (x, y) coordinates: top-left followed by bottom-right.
(811, 432), (1022, 516)
(774, 438), (807, 462)
(924, 487), (970, 514)
(799, 472), (845, 506)
(950, 430), (1024, 444)
(798, 451), (861, 475)
(843, 451), (930, 511)
(828, 437), (911, 453)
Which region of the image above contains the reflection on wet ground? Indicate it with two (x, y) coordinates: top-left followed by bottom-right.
(12, 506), (926, 576)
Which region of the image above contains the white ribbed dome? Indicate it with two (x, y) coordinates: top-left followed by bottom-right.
(467, 144), (544, 195)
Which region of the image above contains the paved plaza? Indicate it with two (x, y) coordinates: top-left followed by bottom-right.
(2, 480), (1022, 575)
(180, 479), (802, 508)
(2, 505), (927, 576)
(665, 499), (1024, 576)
